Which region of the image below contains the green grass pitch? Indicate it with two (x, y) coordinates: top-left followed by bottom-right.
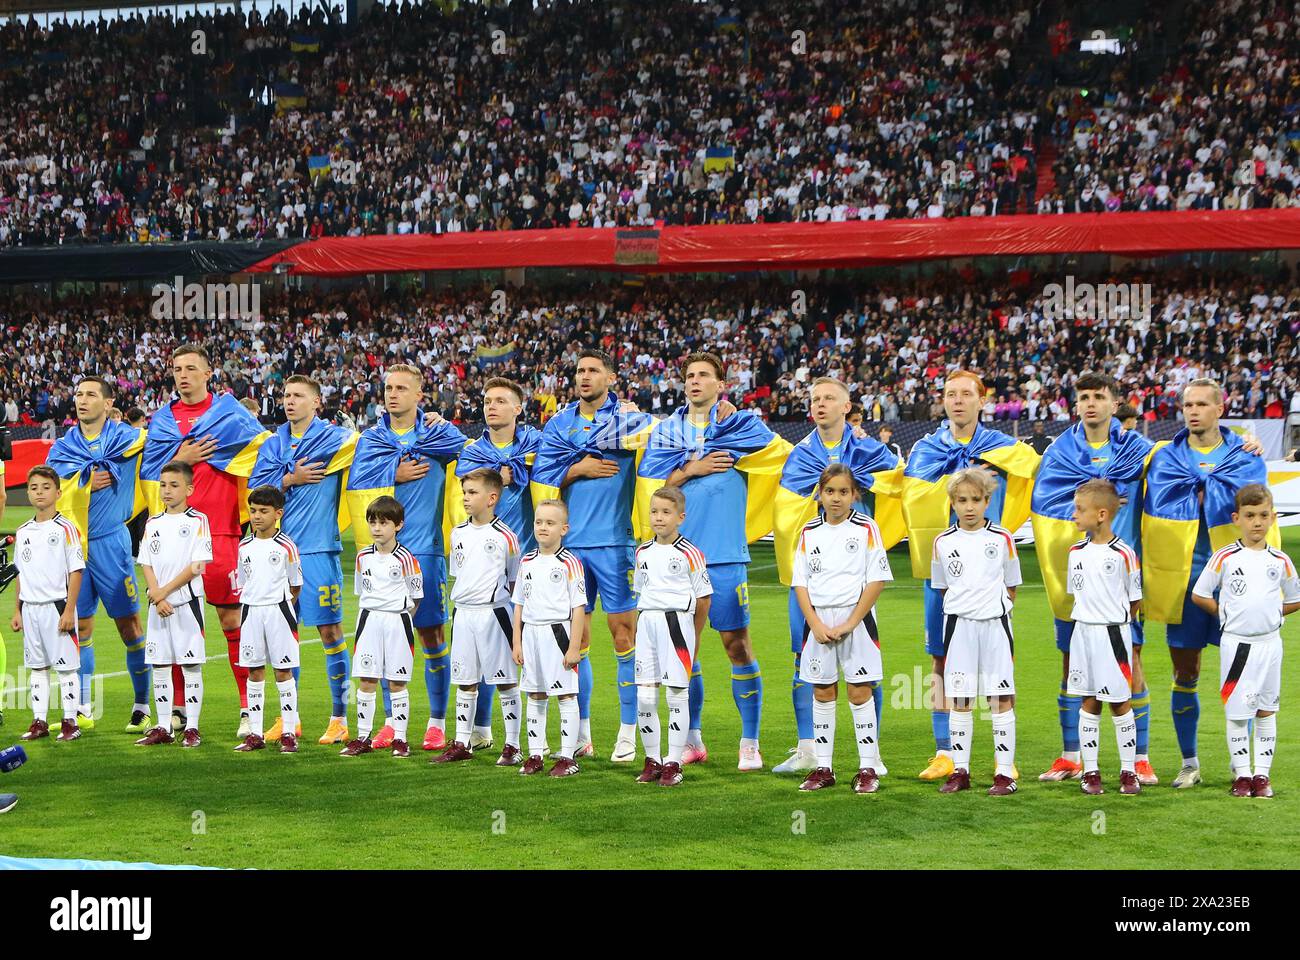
(2, 503), (1295, 869)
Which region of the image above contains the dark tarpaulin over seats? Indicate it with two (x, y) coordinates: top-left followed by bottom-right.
(245, 210), (1300, 277)
(0, 239), (303, 284)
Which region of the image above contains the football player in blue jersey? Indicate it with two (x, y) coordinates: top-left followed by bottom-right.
(46, 376), (151, 733)
(252, 375), (357, 746)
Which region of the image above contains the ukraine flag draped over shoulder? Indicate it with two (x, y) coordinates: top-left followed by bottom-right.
(46, 420), (147, 551)
(531, 392), (655, 509)
(901, 422), (1040, 578)
(635, 405), (792, 546)
(773, 426), (904, 585)
(250, 418), (357, 532)
(140, 394), (270, 519)
(345, 411), (467, 549)
(444, 424), (542, 529)
(1141, 426), (1275, 624)
(1030, 419), (1153, 619)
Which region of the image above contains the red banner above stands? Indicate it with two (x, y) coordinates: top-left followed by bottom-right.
(245, 210), (1300, 276)
(3, 439), (53, 488)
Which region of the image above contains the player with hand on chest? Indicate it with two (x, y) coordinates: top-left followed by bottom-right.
(433, 468), (524, 767)
(792, 464), (894, 795)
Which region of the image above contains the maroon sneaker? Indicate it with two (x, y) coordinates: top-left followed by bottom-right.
(1252, 775), (1273, 799)
(233, 734), (266, 752)
(1230, 776), (1254, 798)
(279, 733), (298, 754)
(1080, 771), (1104, 795)
(431, 741), (473, 763)
(939, 769), (971, 793)
(988, 773), (1018, 796)
(20, 719), (49, 741)
(659, 761), (684, 787)
(391, 739), (411, 759)
(181, 728), (202, 748)
(1119, 770), (1141, 795)
(519, 754), (545, 776)
(799, 767), (836, 791)
(549, 757), (580, 777)
(851, 768), (880, 794)
(496, 744), (523, 767)
(134, 726), (175, 746)
(339, 737), (374, 757)
(56, 719), (82, 742)
(635, 758), (664, 783)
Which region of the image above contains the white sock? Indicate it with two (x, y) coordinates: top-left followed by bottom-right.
(246, 680), (265, 738)
(152, 670), (171, 731)
(850, 696), (880, 769)
(665, 687), (688, 764)
(637, 687), (661, 762)
(473, 725), (492, 742)
(277, 679), (297, 735)
(1064, 750), (1081, 762)
(580, 717), (592, 743)
(949, 710), (973, 771)
(558, 697), (579, 760)
(812, 699), (836, 770)
(992, 709), (1016, 778)
(182, 665), (202, 730)
(426, 716), (444, 732)
(454, 688), (477, 746)
(1114, 711), (1136, 773)
(1227, 718), (1251, 777)
(618, 720), (636, 741)
(30, 669), (49, 723)
(357, 690), (376, 740)
(527, 697), (547, 758)
(1254, 714), (1277, 778)
(499, 687), (522, 749)
(688, 728), (705, 749)
(58, 670), (78, 722)
(1079, 709), (1101, 774)
(797, 737), (815, 753)
(391, 690), (410, 742)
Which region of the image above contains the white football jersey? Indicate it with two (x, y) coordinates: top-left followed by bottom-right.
(13, 513), (85, 603)
(1066, 535), (1142, 625)
(635, 536), (713, 612)
(1193, 542), (1300, 637)
(929, 521), (1021, 620)
(138, 508), (213, 603)
(355, 544), (423, 613)
(791, 511), (892, 607)
(449, 517), (521, 607)
(236, 532), (303, 606)
(511, 548), (586, 624)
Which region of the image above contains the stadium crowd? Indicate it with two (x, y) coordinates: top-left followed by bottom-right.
(2, 268), (1297, 431)
(0, 0), (1079, 247)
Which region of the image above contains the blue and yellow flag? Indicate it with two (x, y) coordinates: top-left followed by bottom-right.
(140, 394), (270, 519)
(290, 34), (321, 53)
(773, 427), (904, 585)
(345, 412), (467, 549)
(445, 424), (542, 530)
(45, 419), (147, 551)
(1141, 427), (1275, 624)
(901, 423), (1040, 578)
(703, 146), (736, 173)
(274, 82), (307, 111)
(475, 342), (518, 367)
(1030, 420), (1154, 619)
(531, 393), (655, 506)
(250, 418), (357, 532)
(636, 405), (792, 545)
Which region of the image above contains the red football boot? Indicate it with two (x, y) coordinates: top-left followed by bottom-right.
(234, 734), (266, 752)
(988, 773), (1018, 796)
(279, 733), (298, 754)
(56, 719), (82, 742)
(1080, 771), (1104, 795)
(519, 755), (545, 775)
(548, 757), (580, 777)
(391, 739), (411, 759)
(939, 769), (971, 793)
(496, 744), (523, 767)
(635, 758), (664, 783)
(339, 737), (374, 757)
(20, 719), (49, 741)
(181, 728), (202, 748)
(1118, 770), (1141, 795)
(1229, 776), (1254, 798)
(798, 767), (836, 791)
(851, 768), (880, 794)
(134, 726), (175, 746)
(659, 761), (684, 787)
(432, 741), (474, 763)
(1252, 775), (1273, 799)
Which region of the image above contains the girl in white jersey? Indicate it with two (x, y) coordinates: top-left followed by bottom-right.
(792, 464), (894, 795)
(1191, 484), (1300, 799)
